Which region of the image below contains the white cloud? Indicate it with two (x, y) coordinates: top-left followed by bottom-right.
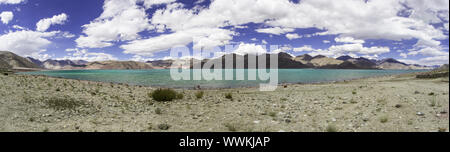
(418, 55), (449, 65)
(36, 13), (68, 32)
(76, 0), (151, 48)
(293, 45), (314, 52)
(408, 47), (449, 57)
(58, 48), (117, 62)
(233, 43), (267, 55)
(0, 0), (25, 4)
(399, 55), (449, 66)
(0, 30), (58, 57)
(335, 37), (365, 44)
(30, 50), (52, 61)
(139, 0), (447, 56)
(60, 31), (75, 38)
(328, 43), (390, 56)
(444, 23), (449, 31)
(255, 27), (294, 35)
(140, 0), (175, 8)
(262, 0), (446, 49)
(130, 55), (153, 62)
(0, 11), (13, 24)
(323, 40), (331, 44)
(296, 43), (390, 58)
(400, 53), (407, 58)
(261, 39), (268, 44)
(234, 25), (248, 29)
(65, 0), (449, 61)
(286, 33), (300, 40)
(402, 0), (449, 24)
(119, 0), (447, 58)
(12, 25), (27, 30)
(271, 45), (291, 54)
(122, 27), (235, 56)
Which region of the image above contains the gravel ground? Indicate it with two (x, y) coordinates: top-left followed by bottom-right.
(0, 73), (448, 132)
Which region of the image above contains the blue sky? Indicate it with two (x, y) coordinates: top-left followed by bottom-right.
(0, 0), (449, 65)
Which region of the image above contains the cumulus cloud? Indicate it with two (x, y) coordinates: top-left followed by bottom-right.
(58, 48), (117, 62)
(76, 0), (151, 48)
(285, 33), (300, 40)
(255, 27), (294, 35)
(296, 43), (390, 59)
(30, 50), (52, 61)
(293, 45), (314, 52)
(0, 0), (25, 4)
(130, 55), (154, 62)
(402, 0), (449, 24)
(60, 31), (75, 38)
(233, 43), (267, 55)
(0, 30), (58, 56)
(400, 53), (408, 58)
(72, 0), (448, 65)
(409, 47), (449, 56)
(140, 0), (175, 8)
(399, 55), (449, 66)
(238, 0), (447, 52)
(122, 27), (235, 56)
(0, 11), (13, 24)
(334, 37), (365, 44)
(36, 13), (68, 32)
(328, 43), (390, 56)
(136, 0), (447, 56)
(12, 25), (27, 30)
(261, 40), (268, 44)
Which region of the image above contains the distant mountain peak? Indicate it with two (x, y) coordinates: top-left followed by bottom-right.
(336, 55), (353, 61)
(0, 51), (41, 70)
(278, 52), (294, 58)
(296, 54), (313, 60)
(312, 55), (326, 59)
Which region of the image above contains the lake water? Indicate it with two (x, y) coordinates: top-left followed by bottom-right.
(20, 69), (427, 88)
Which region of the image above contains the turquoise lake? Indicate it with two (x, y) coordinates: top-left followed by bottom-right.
(20, 69), (427, 88)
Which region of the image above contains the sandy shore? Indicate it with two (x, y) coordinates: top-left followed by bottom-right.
(0, 73), (448, 132)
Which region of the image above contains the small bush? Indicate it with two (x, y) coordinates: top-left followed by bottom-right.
(269, 111), (277, 117)
(225, 93), (233, 100)
(155, 107), (162, 115)
(224, 123), (238, 132)
(326, 124), (338, 132)
(158, 123), (171, 130)
(350, 98), (357, 104)
(430, 96), (438, 107)
(352, 90), (357, 95)
(379, 116), (388, 123)
(176, 92), (184, 100)
(195, 91), (204, 99)
(150, 88), (179, 102)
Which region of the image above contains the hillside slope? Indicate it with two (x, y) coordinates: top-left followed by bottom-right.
(85, 61), (154, 70)
(0, 51), (41, 70)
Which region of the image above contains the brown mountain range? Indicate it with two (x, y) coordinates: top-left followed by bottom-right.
(0, 51), (436, 71)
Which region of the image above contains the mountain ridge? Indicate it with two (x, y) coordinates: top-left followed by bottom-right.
(0, 51), (437, 71)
